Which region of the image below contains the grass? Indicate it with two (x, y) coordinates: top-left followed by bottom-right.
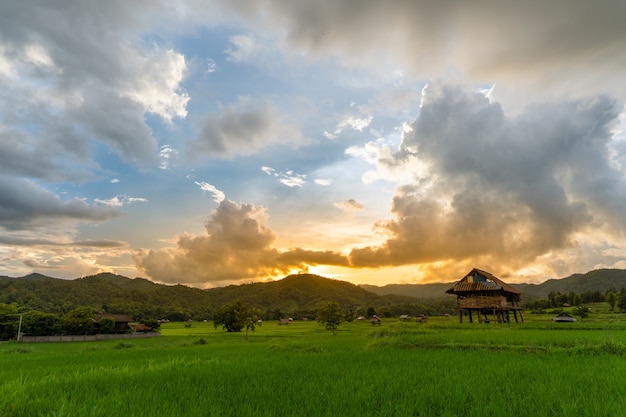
(2, 316), (626, 416)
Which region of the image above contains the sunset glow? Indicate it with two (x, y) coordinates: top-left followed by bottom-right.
(1, 1), (625, 287)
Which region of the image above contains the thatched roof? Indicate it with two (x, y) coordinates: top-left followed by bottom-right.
(446, 268), (521, 295)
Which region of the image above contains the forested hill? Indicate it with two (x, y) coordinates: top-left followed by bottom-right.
(514, 269), (626, 298)
(0, 273), (423, 320)
(361, 268), (626, 300)
(361, 282), (455, 299)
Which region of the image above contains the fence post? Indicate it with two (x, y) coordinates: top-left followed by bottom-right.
(17, 314), (23, 341)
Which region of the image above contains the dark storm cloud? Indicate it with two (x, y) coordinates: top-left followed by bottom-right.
(0, 235), (126, 248)
(217, 0), (626, 101)
(0, 176), (121, 230)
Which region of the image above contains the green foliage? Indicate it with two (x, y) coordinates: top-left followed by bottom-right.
(618, 289), (626, 312)
(0, 302), (19, 340)
(22, 310), (62, 336)
(317, 301), (343, 335)
(574, 306), (590, 320)
(140, 317), (160, 331)
(62, 307), (97, 335)
(98, 317), (116, 334)
(213, 301), (250, 333)
(4, 321), (626, 416)
(606, 291), (617, 311)
(0, 272), (446, 321)
(243, 308), (259, 340)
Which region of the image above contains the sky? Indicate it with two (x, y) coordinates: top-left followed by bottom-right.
(1, 0), (626, 288)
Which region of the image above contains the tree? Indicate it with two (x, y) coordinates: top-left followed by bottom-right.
(62, 307), (96, 335)
(22, 311), (62, 336)
(0, 303), (19, 340)
(606, 291), (617, 311)
(572, 293), (582, 307)
(317, 301), (343, 335)
(140, 317), (161, 332)
(213, 301), (251, 333)
(574, 305), (590, 321)
(617, 289), (626, 312)
(98, 317), (116, 334)
(243, 308), (260, 340)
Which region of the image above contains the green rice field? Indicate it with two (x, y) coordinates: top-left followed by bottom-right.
(2, 313), (626, 416)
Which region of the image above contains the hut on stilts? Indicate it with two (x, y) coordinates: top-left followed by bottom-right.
(446, 268), (523, 324)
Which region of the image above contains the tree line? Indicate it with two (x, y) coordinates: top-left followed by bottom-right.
(0, 303), (160, 341)
(523, 288), (626, 312)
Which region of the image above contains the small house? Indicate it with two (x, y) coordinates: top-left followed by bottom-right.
(95, 314), (132, 333)
(129, 323), (152, 332)
(552, 312), (577, 322)
(446, 268), (523, 324)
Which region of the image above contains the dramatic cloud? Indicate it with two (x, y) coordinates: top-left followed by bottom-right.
(0, 1), (188, 171)
(348, 83), (626, 278)
(3, 2), (626, 285)
(134, 199), (348, 286)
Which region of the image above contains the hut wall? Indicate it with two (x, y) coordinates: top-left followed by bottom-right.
(457, 294), (508, 309)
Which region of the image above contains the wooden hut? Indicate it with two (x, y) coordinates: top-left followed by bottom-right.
(552, 312), (576, 322)
(446, 268), (523, 324)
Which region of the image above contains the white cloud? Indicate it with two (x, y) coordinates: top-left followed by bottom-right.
(326, 114), (373, 140)
(195, 181), (226, 203)
(125, 47), (189, 123)
(95, 195), (148, 207)
(207, 58), (217, 73)
(262, 166), (306, 187)
(314, 178), (333, 186)
(159, 145), (178, 170)
(279, 174), (306, 188)
(261, 166), (277, 176)
(225, 34), (258, 63)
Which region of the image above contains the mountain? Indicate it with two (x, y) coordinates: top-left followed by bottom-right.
(0, 272), (425, 319)
(360, 269), (626, 300)
(514, 269), (626, 298)
(361, 282), (455, 299)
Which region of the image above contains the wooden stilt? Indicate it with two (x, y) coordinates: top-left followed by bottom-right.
(459, 310), (463, 323)
(513, 310), (519, 323)
(469, 310), (473, 323)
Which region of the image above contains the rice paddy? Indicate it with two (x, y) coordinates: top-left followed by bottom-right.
(2, 316), (626, 416)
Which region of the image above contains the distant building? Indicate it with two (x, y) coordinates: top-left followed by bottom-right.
(446, 268), (523, 323)
(552, 312), (577, 322)
(95, 314), (132, 333)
